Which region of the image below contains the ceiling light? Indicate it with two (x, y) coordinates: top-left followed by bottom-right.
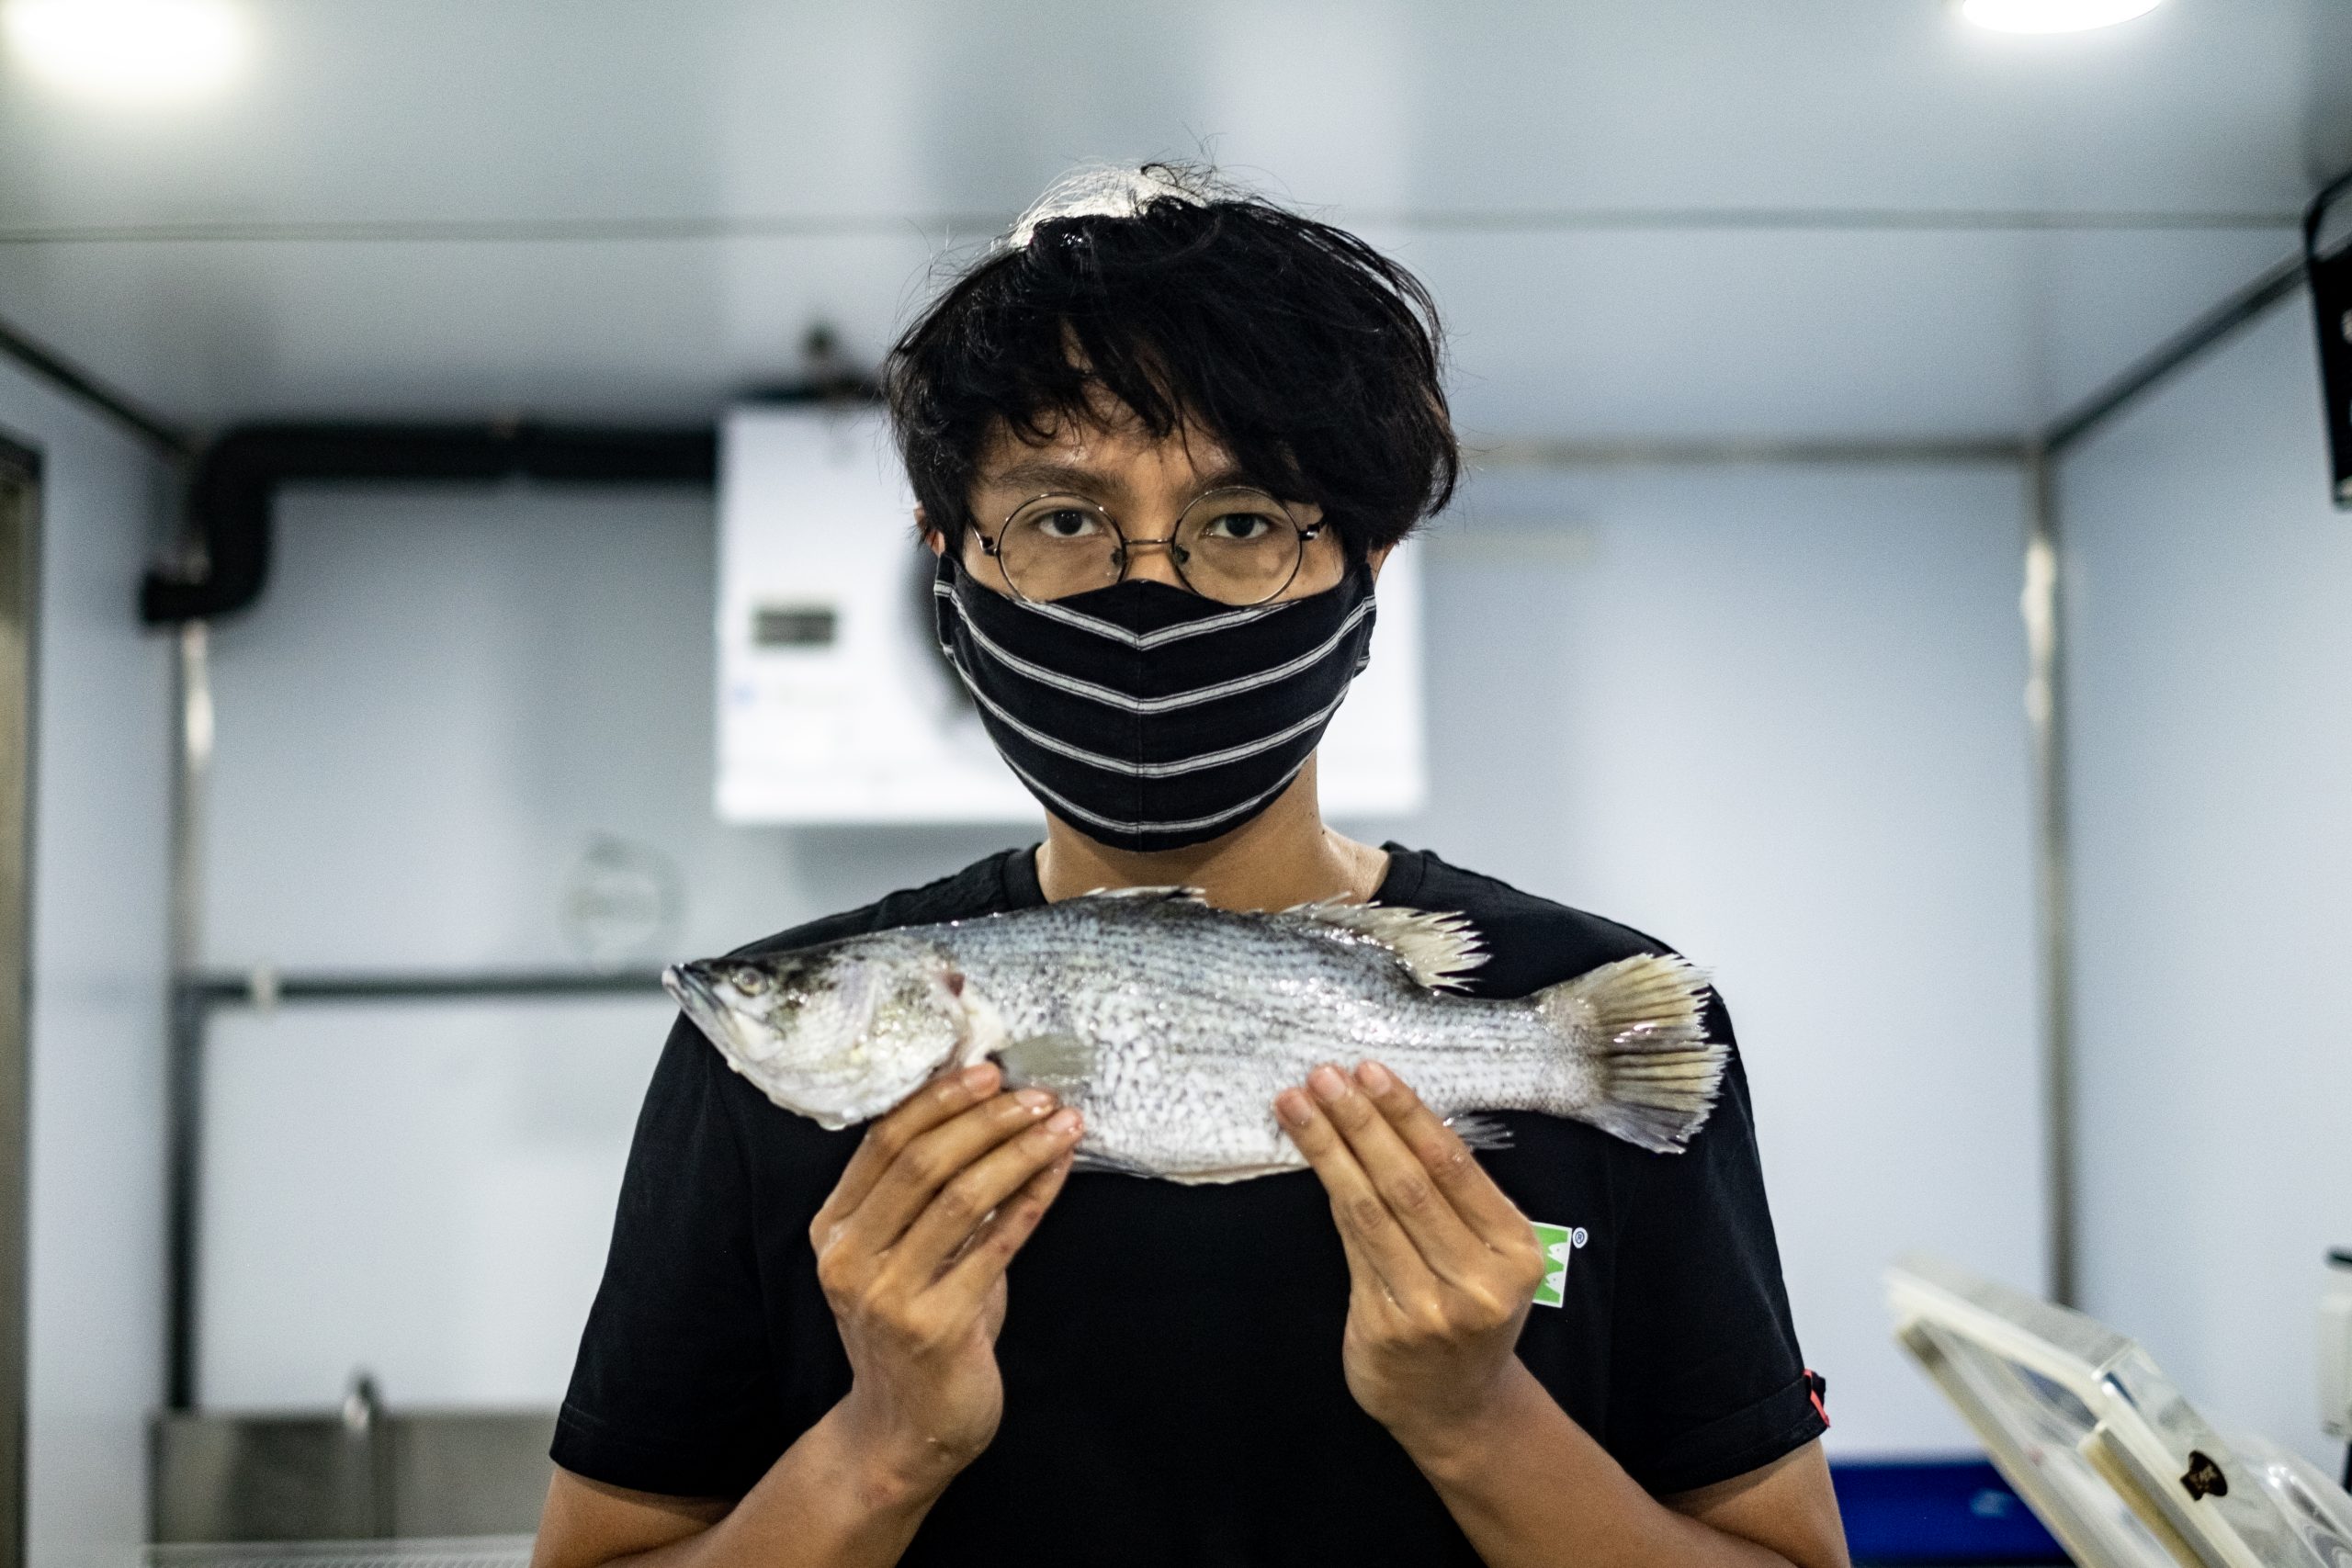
(1957, 0), (2162, 32)
(2, 0), (250, 103)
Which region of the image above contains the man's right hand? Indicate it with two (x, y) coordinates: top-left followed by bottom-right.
(532, 1063), (1080, 1568)
(810, 1060), (1082, 1499)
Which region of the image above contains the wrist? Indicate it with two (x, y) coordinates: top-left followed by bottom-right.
(820, 1392), (978, 1515)
(1385, 1359), (1548, 1480)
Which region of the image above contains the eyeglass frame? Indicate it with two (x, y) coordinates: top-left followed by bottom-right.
(967, 484), (1333, 606)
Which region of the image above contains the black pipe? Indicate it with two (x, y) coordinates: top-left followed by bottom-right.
(164, 982), (207, 1410)
(138, 422), (720, 625)
(2302, 169), (2352, 508)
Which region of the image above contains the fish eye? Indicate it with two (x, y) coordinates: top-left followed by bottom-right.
(729, 965), (770, 995)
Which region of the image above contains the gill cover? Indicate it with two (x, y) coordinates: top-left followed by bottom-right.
(663, 934), (973, 1128)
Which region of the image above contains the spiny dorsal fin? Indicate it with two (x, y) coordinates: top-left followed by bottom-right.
(1283, 899), (1487, 990)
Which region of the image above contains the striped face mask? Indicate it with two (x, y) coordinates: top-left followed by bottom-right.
(933, 555), (1377, 851)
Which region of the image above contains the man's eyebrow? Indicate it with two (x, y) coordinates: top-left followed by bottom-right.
(980, 458), (1263, 496)
(986, 459), (1120, 494)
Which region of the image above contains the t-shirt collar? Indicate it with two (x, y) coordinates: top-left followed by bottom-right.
(1006, 841), (1425, 910)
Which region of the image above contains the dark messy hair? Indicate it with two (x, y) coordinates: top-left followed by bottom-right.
(885, 164), (1458, 557)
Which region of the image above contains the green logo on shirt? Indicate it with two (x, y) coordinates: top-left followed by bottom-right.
(1530, 1222), (1588, 1308)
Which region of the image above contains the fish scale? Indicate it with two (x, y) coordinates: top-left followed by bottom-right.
(666, 888), (1728, 1181)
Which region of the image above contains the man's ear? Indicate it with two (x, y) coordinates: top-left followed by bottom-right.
(1368, 543), (1394, 581)
(916, 504), (945, 558)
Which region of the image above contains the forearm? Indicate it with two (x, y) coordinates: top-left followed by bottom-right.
(537, 1400), (956, 1568)
(1396, 1362), (1803, 1568)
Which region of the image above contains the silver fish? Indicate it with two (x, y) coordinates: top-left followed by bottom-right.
(665, 889), (1724, 1183)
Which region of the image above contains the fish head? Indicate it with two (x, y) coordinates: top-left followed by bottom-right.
(664, 934), (971, 1128)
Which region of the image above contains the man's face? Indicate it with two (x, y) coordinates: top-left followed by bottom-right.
(930, 408), (1378, 601)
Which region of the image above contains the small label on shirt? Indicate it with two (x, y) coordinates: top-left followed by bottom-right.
(1530, 1222), (1588, 1308)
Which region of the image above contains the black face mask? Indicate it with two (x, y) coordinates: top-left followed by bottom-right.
(933, 555), (1378, 852)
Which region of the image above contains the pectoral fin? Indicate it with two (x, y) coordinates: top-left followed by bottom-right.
(995, 1032), (1097, 1095)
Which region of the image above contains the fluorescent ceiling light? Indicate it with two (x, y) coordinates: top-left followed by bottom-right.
(1957, 0), (2163, 32)
(2, 0), (250, 103)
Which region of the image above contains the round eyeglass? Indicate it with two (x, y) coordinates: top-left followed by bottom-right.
(973, 486), (1328, 606)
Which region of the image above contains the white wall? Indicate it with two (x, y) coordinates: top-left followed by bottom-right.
(198, 487), (1011, 1409)
(201, 485), (1012, 974)
(2059, 302), (2352, 1469)
(197, 465), (2040, 1456)
(0, 365), (175, 1564)
(1385, 463), (2042, 1454)
(201, 995), (675, 1406)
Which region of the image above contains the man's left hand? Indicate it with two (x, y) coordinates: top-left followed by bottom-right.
(1276, 1062), (1550, 1451)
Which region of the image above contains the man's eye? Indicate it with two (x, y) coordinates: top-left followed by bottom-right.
(1038, 509), (1099, 539)
(1204, 512), (1280, 543)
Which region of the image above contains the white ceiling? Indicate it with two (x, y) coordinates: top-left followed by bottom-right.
(0, 0), (2346, 440)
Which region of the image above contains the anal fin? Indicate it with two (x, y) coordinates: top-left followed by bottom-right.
(1445, 1111), (1515, 1152)
(1160, 1161), (1306, 1186)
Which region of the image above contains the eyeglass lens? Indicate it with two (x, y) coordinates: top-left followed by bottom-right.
(993, 490), (1307, 605)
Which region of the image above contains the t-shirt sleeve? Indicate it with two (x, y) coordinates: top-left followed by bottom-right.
(1603, 995), (1827, 1495)
(551, 1014), (789, 1498)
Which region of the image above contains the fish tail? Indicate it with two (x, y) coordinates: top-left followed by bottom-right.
(1537, 953), (1724, 1154)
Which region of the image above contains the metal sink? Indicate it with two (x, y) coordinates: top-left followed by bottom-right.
(151, 1403), (554, 1545)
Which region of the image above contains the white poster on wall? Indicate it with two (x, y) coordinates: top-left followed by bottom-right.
(716, 405), (1423, 825)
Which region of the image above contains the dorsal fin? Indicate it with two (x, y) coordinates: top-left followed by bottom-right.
(1283, 900), (1487, 990)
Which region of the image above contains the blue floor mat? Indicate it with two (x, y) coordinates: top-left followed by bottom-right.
(1831, 1459), (2069, 1564)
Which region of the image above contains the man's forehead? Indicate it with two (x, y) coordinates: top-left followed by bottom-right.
(976, 406), (1237, 472)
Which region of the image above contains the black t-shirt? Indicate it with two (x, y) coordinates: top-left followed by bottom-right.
(554, 844), (1825, 1565)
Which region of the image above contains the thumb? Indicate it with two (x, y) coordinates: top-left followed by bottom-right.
(983, 1277), (1010, 1341)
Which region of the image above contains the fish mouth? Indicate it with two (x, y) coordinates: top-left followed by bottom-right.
(662, 963), (717, 1018)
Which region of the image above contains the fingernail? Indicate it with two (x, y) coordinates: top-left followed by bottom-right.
(1355, 1060), (1394, 1094)
(1275, 1089), (1313, 1127)
(1013, 1088), (1055, 1112)
(961, 1063), (999, 1092)
(1046, 1108), (1080, 1136)
(1309, 1065), (1349, 1102)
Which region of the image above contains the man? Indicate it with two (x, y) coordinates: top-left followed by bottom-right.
(534, 165), (1849, 1568)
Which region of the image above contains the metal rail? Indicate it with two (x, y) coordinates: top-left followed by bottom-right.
(0, 311), (195, 460)
(0, 435), (41, 1568)
(2041, 254), (2310, 457)
(0, 205), (2300, 246)
(2018, 447), (2075, 1307)
(1478, 436), (2025, 468)
(183, 969), (669, 1006)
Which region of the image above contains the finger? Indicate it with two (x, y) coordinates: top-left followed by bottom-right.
(1277, 1083), (1438, 1304)
(1330, 1217), (1411, 1324)
(1352, 1060), (1535, 1251)
(928, 1145), (1079, 1314)
(882, 1108), (1084, 1289)
(835, 1086), (1060, 1255)
(1306, 1064), (1484, 1278)
(819, 1062), (1007, 1232)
